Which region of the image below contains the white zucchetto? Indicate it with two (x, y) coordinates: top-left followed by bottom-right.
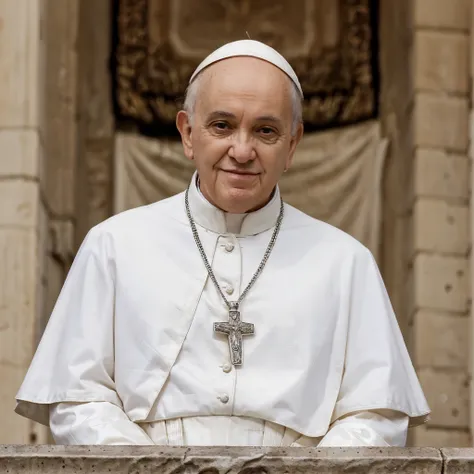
(189, 39), (304, 98)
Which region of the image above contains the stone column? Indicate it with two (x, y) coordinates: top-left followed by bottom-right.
(379, 0), (416, 339)
(0, 0), (80, 444)
(39, 0), (79, 339)
(380, 0), (472, 447)
(470, 0), (474, 447)
(410, 0), (471, 447)
(0, 0), (46, 444)
(75, 0), (115, 247)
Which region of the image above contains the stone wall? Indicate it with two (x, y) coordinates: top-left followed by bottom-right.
(410, 0), (472, 446)
(2, 446), (474, 473)
(379, 0), (472, 446)
(74, 0), (115, 248)
(379, 0), (415, 339)
(0, 0), (50, 444)
(38, 0), (79, 356)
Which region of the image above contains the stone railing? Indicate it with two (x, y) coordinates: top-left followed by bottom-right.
(1, 445), (474, 473)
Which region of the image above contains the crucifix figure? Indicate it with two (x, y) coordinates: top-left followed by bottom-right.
(214, 302), (255, 366)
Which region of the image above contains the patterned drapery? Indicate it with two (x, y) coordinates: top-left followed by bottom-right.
(113, 0), (378, 134)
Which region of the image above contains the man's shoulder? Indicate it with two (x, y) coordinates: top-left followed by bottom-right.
(283, 202), (369, 255)
(88, 192), (186, 238)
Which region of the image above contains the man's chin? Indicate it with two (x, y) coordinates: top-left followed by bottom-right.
(218, 188), (268, 214)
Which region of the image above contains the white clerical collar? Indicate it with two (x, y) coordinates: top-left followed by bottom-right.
(187, 172), (281, 236)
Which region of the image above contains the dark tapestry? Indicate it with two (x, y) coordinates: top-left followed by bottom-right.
(112, 0), (378, 135)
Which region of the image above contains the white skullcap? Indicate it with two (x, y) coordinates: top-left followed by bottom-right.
(189, 39), (303, 98)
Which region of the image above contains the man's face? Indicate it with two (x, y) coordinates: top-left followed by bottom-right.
(177, 57), (303, 213)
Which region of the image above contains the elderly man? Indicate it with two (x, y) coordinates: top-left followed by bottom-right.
(16, 40), (429, 447)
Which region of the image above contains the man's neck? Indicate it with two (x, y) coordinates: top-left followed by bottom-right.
(196, 179), (247, 233)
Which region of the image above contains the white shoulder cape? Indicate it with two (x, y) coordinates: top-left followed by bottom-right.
(16, 192), (430, 436)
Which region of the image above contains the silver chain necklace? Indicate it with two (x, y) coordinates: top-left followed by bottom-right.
(184, 186), (284, 366)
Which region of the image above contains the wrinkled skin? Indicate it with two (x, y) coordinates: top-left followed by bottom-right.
(176, 57), (304, 213)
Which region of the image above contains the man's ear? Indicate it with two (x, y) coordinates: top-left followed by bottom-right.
(285, 122), (304, 171)
(176, 110), (194, 160)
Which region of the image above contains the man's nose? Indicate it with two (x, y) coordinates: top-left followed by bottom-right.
(228, 131), (256, 163)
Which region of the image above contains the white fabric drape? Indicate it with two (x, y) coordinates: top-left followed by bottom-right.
(50, 402), (408, 446)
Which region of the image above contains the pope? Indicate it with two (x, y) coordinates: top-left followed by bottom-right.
(15, 40), (430, 447)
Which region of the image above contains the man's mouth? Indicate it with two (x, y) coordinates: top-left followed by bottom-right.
(221, 169), (259, 176)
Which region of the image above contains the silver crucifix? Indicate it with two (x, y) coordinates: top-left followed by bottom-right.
(214, 302), (255, 366)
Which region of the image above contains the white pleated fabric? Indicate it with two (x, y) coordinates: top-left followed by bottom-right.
(49, 402), (408, 446)
(17, 172), (429, 445)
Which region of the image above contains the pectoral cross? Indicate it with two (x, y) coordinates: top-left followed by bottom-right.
(214, 302), (255, 366)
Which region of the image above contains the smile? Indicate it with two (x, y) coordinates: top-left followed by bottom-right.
(221, 170), (259, 177)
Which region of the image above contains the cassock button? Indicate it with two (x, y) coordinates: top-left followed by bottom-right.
(222, 363), (232, 373)
(219, 394), (230, 404)
(225, 243), (235, 253)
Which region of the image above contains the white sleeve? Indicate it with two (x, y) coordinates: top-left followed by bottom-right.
(50, 402), (155, 445)
(16, 227), (125, 426)
(317, 410), (409, 447)
(329, 248), (429, 427)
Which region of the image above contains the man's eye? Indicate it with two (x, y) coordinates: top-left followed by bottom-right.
(213, 122), (229, 130)
(259, 127), (276, 135)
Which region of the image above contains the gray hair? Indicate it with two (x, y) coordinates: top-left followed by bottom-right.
(183, 74), (303, 136)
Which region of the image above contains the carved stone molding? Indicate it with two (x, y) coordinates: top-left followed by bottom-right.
(0, 445), (446, 473)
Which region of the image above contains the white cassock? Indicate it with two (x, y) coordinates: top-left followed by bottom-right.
(15, 174), (430, 446)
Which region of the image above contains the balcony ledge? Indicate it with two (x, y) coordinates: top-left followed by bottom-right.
(1, 445), (474, 473)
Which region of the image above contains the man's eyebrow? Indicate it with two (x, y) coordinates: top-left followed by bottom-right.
(206, 111), (236, 121)
(205, 111), (284, 127)
(255, 115), (283, 126)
